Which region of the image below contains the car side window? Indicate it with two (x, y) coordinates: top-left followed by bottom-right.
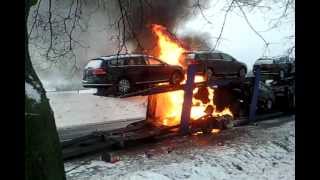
(147, 58), (163, 65)
(135, 57), (147, 65)
(278, 57), (289, 64)
(123, 58), (129, 65)
(208, 53), (221, 59)
(221, 53), (233, 61)
(109, 59), (118, 66)
(196, 54), (208, 60)
(115, 58), (124, 66)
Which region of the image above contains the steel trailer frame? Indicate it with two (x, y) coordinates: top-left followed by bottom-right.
(62, 64), (293, 161)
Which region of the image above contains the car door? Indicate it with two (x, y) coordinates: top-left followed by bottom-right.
(145, 57), (170, 83)
(206, 53), (224, 75)
(229, 56), (242, 74)
(122, 57), (149, 84)
(219, 53), (236, 75)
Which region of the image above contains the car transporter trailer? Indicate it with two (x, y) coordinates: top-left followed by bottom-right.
(61, 65), (295, 161)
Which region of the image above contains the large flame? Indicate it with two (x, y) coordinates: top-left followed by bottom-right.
(150, 24), (232, 126)
(151, 24), (186, 67)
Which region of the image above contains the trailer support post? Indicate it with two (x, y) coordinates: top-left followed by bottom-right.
(180, 64), (197, 134)
(249, 66), (260, 122)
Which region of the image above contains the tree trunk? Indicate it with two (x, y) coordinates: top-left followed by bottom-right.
(25, 0), (66, 180)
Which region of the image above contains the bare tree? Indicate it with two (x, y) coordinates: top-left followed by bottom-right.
(26, 0), (66, 179)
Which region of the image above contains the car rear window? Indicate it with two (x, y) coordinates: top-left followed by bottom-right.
(255, 59), (273, 64)
(85, 59), (103, 68)
(258, 58), (273, 61)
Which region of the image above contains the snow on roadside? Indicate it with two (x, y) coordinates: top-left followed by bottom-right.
(65, 118), (295, 180)
(25, 82), (41, 103)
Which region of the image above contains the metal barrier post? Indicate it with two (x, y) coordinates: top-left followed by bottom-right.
(180, 64), (197, 134)
(249, 66), (260, 122)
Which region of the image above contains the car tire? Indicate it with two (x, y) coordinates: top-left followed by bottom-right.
(117, 78), (131, 94)
(170, 71), (183, 85)
(206, 68), (214, 81)
(238, 68), (246, 79)
(279, 69), (285, 80)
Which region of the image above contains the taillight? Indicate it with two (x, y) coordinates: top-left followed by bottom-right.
(92, 68), (107, 75)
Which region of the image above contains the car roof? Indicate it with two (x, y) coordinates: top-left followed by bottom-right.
(94, 54), (155, 60)
(257, 56), (292, 61)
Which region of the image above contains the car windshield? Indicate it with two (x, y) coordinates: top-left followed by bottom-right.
(255, 58), (273, 64)
(85, 59), (102, 69)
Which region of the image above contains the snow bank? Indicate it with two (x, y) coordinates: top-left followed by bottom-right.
(119, 171), (170, 180)
(25, 82), (41, 103)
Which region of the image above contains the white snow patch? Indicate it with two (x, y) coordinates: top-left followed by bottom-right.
(25, 82), (41, 103)
(119, 171), (170, 180)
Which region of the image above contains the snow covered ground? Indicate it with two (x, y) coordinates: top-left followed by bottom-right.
(47, 89), (148, 128)
(65, 115), (295, 180)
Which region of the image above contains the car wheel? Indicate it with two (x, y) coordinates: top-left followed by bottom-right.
(206, 68), (214, 81)
(279, 69), (285, 80)
(117, 78), (131, 94)
(238, 68), (246, 79)
(266, 99), (273, 111)
(170, 71), (183, 85)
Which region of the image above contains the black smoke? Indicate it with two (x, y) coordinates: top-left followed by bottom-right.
(181, 32), (213, 50)
(116, 0), (210, 52)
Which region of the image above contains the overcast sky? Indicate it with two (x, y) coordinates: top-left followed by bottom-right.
(177, 0), (294, 70)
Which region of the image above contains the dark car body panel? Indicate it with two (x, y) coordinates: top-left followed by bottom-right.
(184, 51), (247, 77)
(82, 54), (184, 88)
(253, 56), (295, 79)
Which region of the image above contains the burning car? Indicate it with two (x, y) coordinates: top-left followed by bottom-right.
(82, 54), (184, 95)
(253, 56), (295, 80)
(183, 50), (247, 80)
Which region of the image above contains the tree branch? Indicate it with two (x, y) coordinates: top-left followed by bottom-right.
(235, 0), (269, 47)
(210, 0), (235, 51)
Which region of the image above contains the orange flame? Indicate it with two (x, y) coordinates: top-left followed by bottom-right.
(150, 24), (233, 127)
(151, 24), (186, 67)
